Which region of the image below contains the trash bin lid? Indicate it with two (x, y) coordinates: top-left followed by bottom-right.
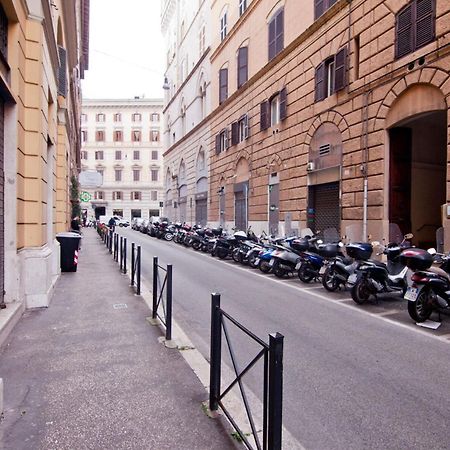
(56, 232), (82, 238)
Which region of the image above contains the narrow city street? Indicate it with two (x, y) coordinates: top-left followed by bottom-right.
(117, 228), (450, 450)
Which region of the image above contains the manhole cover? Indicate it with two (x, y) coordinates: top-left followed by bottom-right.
(113, 303), (128, 310)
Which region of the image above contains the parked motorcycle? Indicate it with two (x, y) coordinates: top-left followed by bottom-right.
(401, 248), (450, 322)
(321, 242), (373, 292)
(350, 234), (413, 304)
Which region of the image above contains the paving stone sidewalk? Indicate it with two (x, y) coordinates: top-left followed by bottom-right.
(0, 228), (237, 450)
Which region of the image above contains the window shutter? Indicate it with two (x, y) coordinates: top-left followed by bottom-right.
(260, 101), (269, 130)
(215, 134), (221, 155)
(219, 68), (228, 104)
(334, 47), (347, 92)
(268, 16), (276, 60)
(244, 114), (249, 139)
(275, 9), (284, 55)
(315, 62), (326, 102)
(395, 4), (413, 58)
(225, 130), (229, 149)
(237, 47), (248, 88)
(58, 46), (67, 97)
(314, 0), (324, 20)
(415, 0), (435, 49)
(231, 121), (239, 145)
(279, 87), (287, 120)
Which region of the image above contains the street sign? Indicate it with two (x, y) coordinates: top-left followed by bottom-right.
(79, 191), (91, 202)
(79, 170), (103, 188)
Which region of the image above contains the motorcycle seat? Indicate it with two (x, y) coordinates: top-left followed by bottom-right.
(368, 259), (386, 267)
(429, 266), (450, 282)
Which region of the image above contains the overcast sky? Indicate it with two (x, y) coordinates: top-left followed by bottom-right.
(81, 0), (165, 100)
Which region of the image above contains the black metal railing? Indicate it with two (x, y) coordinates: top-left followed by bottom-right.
(131, 242), (141, 295)
(209, 293), (284, 450)
(152, 256), (173, 341)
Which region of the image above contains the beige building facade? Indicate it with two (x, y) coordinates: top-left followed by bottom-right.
(202, 0), (450, 249)
(80, 98), (165, 221)
(0, 0), (88, 333)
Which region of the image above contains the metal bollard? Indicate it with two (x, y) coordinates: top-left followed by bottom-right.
(209, 293), (222, 412)
(131, 243), (135, 286)
(120, 236), (124, 271)
(136, 246), (141, 295)
(166, 264), (173, 341)
(152, 256), (158, 319)
(123, 237), (127, 274)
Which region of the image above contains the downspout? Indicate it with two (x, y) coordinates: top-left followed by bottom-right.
(362, 91), (371, 241)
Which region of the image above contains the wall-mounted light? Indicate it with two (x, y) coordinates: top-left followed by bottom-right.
(162, 77), (170, 90)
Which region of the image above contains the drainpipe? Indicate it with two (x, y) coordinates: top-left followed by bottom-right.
(362, 91), (371, 241)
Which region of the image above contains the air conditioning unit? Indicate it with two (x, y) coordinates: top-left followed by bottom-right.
(306, 161), (315, 172)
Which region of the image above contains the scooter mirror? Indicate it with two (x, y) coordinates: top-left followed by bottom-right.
(404, 233), (413, 240)
(427, 248), (437, 255)
(317, 239), (323, 244)
(371, 241), (380, 247)
(338, 242), (344, 247)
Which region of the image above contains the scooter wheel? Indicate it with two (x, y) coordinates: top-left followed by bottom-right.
(298, 262), (314, 283)
(407, 288), (433, 322)
(351, 279), (371, 305)
(259, 260), (271, 273)
(273, 264), (286, 278)
(192, 241), (201, 250)
(322, 267), (339, 292)
(217, 248), (228, 259)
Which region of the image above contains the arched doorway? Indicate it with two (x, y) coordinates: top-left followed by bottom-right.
(178, 160), (187, 222)
(387, 84), (447, 248)
(195, 148), (207, 225)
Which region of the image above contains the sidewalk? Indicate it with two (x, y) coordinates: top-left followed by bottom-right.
(0, 228), (237, 449)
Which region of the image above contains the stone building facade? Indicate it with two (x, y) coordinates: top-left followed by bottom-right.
(0, 0), (88, 326)
(203, 0), (450, 249)
(80, 98), (164, 221)
(161, 0), (212, 225)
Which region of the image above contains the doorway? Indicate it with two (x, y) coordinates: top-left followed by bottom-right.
(95, 206), (105, 219)
(308, 182), (340, 238)
(389, 111), (446, 248)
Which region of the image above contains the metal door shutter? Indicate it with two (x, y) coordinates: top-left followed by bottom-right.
(235, 191), (247, 231)
(310, 182), (340, 238)
(195, 199), (207, 226)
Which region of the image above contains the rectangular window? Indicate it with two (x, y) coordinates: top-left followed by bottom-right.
(239, 0), (247, 16)
(133, 169), (140, 182)
(215, 129), (229, 154)
(314, 0), (338, 20)
(395, 0), (435, 59)
(97, 169), (104, 178)
(94, 191), (104, 200)
(231, 115), (249, 145)
(151, 191), (158, 201)
(132, 113), (142, 122)
(131, 191), (142, 200)
(81, 130), (88, 142)
(315, 47), (347, 102)
(237, 47), (248, 88)
(95, 130), (105, 142)
(81, 113), (87, 122)
(131, 209), (142, 218)
(260, 101), (269, 131)
(96, 113), (105, 122)
(113, 130), (123, 142)
(220, 12), (227, 41)
(199, 25), (206, 55)
(132, 130), (141, 142)
(113, 113), (121, 122)
(270, 95), (280, 126)
(152, 150), (158, 160)
(151, 169), (159, 182)
(150, 113), (160, 122)
(115, 150), (122, 160)
(326, 58), (335, 97)
(268, 9), (284, 61)
(115, 169), (122, 182)
(151, 130), (160, 142)
(354, 35), (360, 80)
(133, 150), (140, 160)
(81, 151), (88, 160)
(95, 151), (104, 160)
(112, 191), (123, 200)
(219, 68), (228, 104)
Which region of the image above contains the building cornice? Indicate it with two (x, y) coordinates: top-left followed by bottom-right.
(41, 0), (59, 78)
(163, 46), (210, 114)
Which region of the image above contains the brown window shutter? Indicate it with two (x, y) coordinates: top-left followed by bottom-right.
(231, 121), (239, 145)
(334, 47), (347, 92)
(57, 46), (67, 97)
(314, 0), (324, 20)
(279, 87), (287, 120)
(275, 9), (284, 55)
(244, 114), (249, 139)
(315, 62), (326, 102)
(415, 0), (435, 49)
(268, 16), (276, 60)
(237, 47), (248, 88)
(219, 68), (228, 104)
(395, 4), (413, 58)
(215, 134), (221, 155)
(260, 101), (269, 130)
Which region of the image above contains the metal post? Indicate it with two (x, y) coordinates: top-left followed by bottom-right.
(136, 246), (141, 295)
(131, 243), (135, 286)
(166, 264), (173, 341)
(267, 332), (284, 450)
(152, 256), (158, 319)
(123, 238), (127, 274)
(120, 236), (124, 271)
(114, 234), (118, 261)
(209, 293), (222, 412)
(109, 230), (113, 253)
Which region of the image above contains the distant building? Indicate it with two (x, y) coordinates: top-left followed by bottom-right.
(80, 98), (164, 221)
(161, 0), (211, 225)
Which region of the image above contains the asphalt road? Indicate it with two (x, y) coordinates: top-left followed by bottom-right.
(118, 228), (450, 450)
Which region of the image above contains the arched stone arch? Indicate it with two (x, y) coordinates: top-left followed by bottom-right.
(373, 68), (450, 132)
(267, 154), (283, 173)
(235, 157), (250, 184)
